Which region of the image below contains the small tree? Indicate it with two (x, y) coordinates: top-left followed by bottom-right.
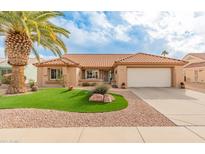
(161, 50), (169, 57)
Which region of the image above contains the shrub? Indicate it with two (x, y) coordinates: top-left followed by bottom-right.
(31, 85), (38, 91)
(68, 85), (73, 91)
(90, 82), (97, 86)
(82, 82), (90, 86)
(1, 74), (11, 84)
(93, 84), (110, 95)
(29, 79), (35, 88)
(112, 84), (118, 88)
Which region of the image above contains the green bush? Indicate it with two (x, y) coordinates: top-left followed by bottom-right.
(82, 82), (97, 86)
(82, 82), (90, 86)
(1, 75), (11, 84)
(90, 82), (97, 86)
(29, 79), (35, 88)
(93, 84), (110, 95)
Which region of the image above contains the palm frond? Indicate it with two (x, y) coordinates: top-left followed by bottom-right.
(31, 46), (40, 62)
(0, 11), (70, 58)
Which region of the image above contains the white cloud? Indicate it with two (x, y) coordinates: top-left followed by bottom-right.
(114, 25), (131, 42)
(84, 12), (113, 29)
(121, 11), (205, 55)
(51, 12), (133, 49)
(51, 16), (110, 48)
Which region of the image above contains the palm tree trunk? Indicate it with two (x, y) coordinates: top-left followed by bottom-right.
(7, 66), (26, 94)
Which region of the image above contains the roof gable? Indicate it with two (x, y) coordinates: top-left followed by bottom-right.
(34, 57), (78, 67)
(115, 53), (186, 65)
(184, 61), (205, 68)
(183, 53), (205, 60)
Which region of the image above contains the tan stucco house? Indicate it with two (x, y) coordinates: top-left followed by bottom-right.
(34, 53), (186, 88)
(183, 53), (205, 83)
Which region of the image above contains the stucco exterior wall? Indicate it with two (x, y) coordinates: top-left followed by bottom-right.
(183, 55), (205, 83)
(37, 66), (80, 87)
(37, 67), (43, 87)
(37, 64), (184, 88)
(67, 67), (80, 86)
(115, 65), (127, 88)
(184, 67), (205, 83)
(172, 66), (184, 88)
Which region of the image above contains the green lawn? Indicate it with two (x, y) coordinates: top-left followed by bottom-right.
(0, 88), (128, 113)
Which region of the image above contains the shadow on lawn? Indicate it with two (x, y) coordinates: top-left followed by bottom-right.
(59, 89), (92, 99)
(59, 89), (70, 94)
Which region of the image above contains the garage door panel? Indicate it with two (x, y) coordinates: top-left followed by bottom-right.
(127, 68), (171, 87)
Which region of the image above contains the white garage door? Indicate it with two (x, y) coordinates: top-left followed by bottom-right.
(127, 68), (171, 87)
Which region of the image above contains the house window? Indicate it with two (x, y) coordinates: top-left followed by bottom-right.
(50, 68), (62, 80)
(86, 70), (99, 79)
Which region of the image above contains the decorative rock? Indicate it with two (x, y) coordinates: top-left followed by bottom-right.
(89, 94), (104, 102)
(103, 95), (112, 103)
(105, 94), (115, 101)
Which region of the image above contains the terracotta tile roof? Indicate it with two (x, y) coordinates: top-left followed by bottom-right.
(34, 57), (79, 66)
(36, 53), (186, 67)
(184, 61), (205, 68)
(115, 53), (186, 65)
(187, 53), (205, 60)
(63, 54), (131, 67)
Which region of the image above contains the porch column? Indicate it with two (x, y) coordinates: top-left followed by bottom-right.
(173, 66), (183, 88)
(115, 65), (127, 88)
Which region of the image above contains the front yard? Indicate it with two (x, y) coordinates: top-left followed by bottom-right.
(0, 88), (175, 128)
(0, 88), (128, 113)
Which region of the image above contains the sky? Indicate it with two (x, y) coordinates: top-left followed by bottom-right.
(1, 11), (205, 59)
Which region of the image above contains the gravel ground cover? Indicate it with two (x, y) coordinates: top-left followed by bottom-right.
(0, 90), (175, 128)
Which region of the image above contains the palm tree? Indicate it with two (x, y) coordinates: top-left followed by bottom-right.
(161, 50), (169, 57)
(0, 11), (70, 94)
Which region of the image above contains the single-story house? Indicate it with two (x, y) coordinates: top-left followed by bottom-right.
(34, 53), (186, 88)
(183, 53), (205, 83)
(0, 59), (12, 80)
(0, 58), (43, 82)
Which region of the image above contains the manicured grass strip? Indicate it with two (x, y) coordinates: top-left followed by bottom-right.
(0, 88), (128, 113)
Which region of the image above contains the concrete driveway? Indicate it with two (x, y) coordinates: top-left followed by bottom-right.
(130, 88), (205, 126)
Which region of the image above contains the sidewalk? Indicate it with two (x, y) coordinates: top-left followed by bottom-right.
(0, 127), (205, 143)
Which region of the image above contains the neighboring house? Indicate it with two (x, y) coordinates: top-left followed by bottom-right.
(0, 59), (12, 80)
(183, 53), (205, 83)
(35, 53), (186, 88)
(0, 58), (43, 82)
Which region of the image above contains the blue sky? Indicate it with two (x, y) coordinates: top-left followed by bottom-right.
(1, 11), (205, 59)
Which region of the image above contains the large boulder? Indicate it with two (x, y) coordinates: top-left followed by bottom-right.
(89, 94), (104, 102)
(105, 94), (115, 101)
(89, 93), (115, 103)
(104, 94), (115, 103)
